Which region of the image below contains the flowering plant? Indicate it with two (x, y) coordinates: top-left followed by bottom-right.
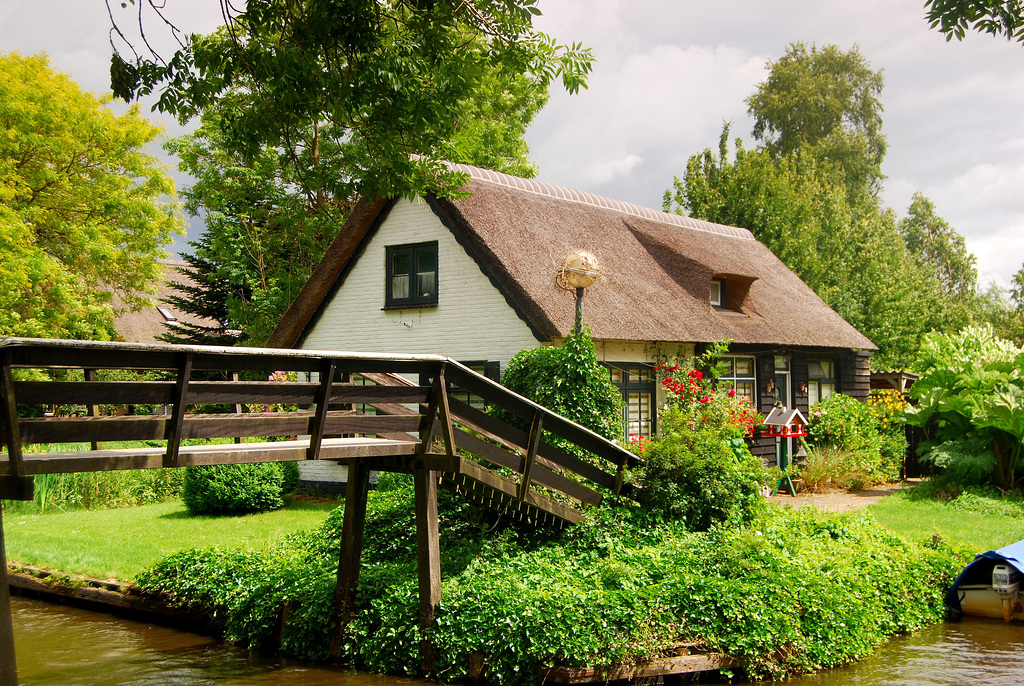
(627, 433), (651, 456)
(655, 360), (762, 439)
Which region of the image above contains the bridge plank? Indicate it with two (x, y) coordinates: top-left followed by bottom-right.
(12, 381), (430, 407)
(446, 397), (618, 492)
(17, 412), (422, 444)
(0, 437), (420, 475)
(450, 428), (601, 506)
(445, 364), (639, 470)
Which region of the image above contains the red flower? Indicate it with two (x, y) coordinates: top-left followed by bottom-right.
(728, 388), (736, 397)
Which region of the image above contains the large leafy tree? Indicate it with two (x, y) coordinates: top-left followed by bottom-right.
(899, 192), (978, 303)
(111, 1), (567, 345)
(746, 42), (886, 199)
(161, 54), (550, 345)
(664, 128), (947, 369)
(109, 0), (590, 201)
(0, 51), (182, 340)
(976, 281), (1024, 346)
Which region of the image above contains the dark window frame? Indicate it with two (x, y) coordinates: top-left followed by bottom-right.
(419, 361), (500, 411)
(385, 241), (438, 308)
(807, 358), (838, 406)
(606, 362), (656, 440)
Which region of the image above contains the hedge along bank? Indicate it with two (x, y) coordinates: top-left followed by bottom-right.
(135, 479), (967, 683)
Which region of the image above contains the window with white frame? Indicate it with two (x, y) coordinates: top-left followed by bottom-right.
(719, 355), (757, 404)
(807, 359), (836, 406)
(711, 278), (724, 308)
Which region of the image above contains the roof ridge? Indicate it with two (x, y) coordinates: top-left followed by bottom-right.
(449, 163), (755, 241)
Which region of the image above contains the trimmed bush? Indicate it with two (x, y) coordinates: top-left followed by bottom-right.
(183, 463), (286, 515)
(279, 461), (300, 495)
(491, 327), (622, 441)
(638, 406), (771, 528)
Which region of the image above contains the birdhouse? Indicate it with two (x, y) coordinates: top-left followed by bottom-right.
(762, 406), (808, 438)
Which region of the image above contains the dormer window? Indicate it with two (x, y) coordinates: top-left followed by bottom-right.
(156, 306), (177, 322)
(711, 274), (756, 314)
(386, 241), (438, 308)
(710, 278), (725, 308)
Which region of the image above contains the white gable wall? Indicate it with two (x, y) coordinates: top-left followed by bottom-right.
(300, 198), (542, 370)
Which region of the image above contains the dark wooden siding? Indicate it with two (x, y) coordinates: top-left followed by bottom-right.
(839, 350), (872, 402)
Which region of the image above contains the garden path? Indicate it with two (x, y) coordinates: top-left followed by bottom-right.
(767, 481), (909, 513)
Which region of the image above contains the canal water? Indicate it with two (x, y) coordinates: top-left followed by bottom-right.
(10, 595), (1024, 685)
(765, 617), (1024, 686)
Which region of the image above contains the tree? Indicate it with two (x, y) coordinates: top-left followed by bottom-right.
(899, 193), (978, 302)
(157, 245), (244, 346)
(925, 0), (1024, 44)
(0, 51), (182, 340)
(746, 42), (886, 199)
(976, 281), (1024, 345)
(666, 44), (985, 369)
(108, 0), (591, 202)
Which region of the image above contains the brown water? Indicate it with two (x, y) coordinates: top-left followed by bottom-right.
(758, 616), (1024, 685)
(9, 596), (410, 686)
(11, 595), (1024, 685)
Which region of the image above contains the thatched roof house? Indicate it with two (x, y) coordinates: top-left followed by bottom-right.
(270, 164), (875, 464)
(113, 259), (218, 344)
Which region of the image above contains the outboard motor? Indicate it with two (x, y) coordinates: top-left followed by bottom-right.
(993, 564), (1020, 622)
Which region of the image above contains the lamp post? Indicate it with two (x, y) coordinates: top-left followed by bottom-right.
(557, 250), (601, 333)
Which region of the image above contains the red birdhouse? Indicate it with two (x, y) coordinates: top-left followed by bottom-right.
(762, 406), (808, 438)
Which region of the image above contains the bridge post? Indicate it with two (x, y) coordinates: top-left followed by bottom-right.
(0, 505), (18, 686)
(328, 461), (370, 659)
(414, 467), (441, 673)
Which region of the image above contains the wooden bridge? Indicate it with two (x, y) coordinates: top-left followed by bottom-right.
(0, 337), (639, 685)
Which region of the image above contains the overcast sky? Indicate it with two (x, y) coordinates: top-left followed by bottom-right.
(2, 0), (1021, 288)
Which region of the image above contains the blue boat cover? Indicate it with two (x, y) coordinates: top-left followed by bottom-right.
(945, 538), (1024, 611)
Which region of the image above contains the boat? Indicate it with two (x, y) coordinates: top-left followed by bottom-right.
(946, 539), (1024, 622)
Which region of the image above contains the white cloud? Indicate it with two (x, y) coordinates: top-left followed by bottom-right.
(583, 153), (644, 185)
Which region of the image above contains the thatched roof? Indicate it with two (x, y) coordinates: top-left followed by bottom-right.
(270, 165), (875, 351)
(113, 259), (218, 343)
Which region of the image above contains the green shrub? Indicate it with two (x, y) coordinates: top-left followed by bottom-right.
(868, 389), (909, 480)
(907, 325), (1024, 491)
(136, 502), (967, 683)
(491, 327), (622, 441)
(807, 393), (896, 483)
(183, 463), (286, 515)
(279, 461), (300, 495)
(637, 405), (771, 529)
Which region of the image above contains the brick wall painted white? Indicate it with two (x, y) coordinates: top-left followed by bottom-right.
(301, 198), (542, 371)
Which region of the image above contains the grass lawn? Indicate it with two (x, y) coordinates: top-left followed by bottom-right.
(868, 492), (1024, 553)
(1, 497), (341, 581)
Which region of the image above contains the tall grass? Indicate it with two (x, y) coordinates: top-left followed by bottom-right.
(14, 469), (185, 513)
(2, 442), (185, 513)
(798, 445), (872, 492)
